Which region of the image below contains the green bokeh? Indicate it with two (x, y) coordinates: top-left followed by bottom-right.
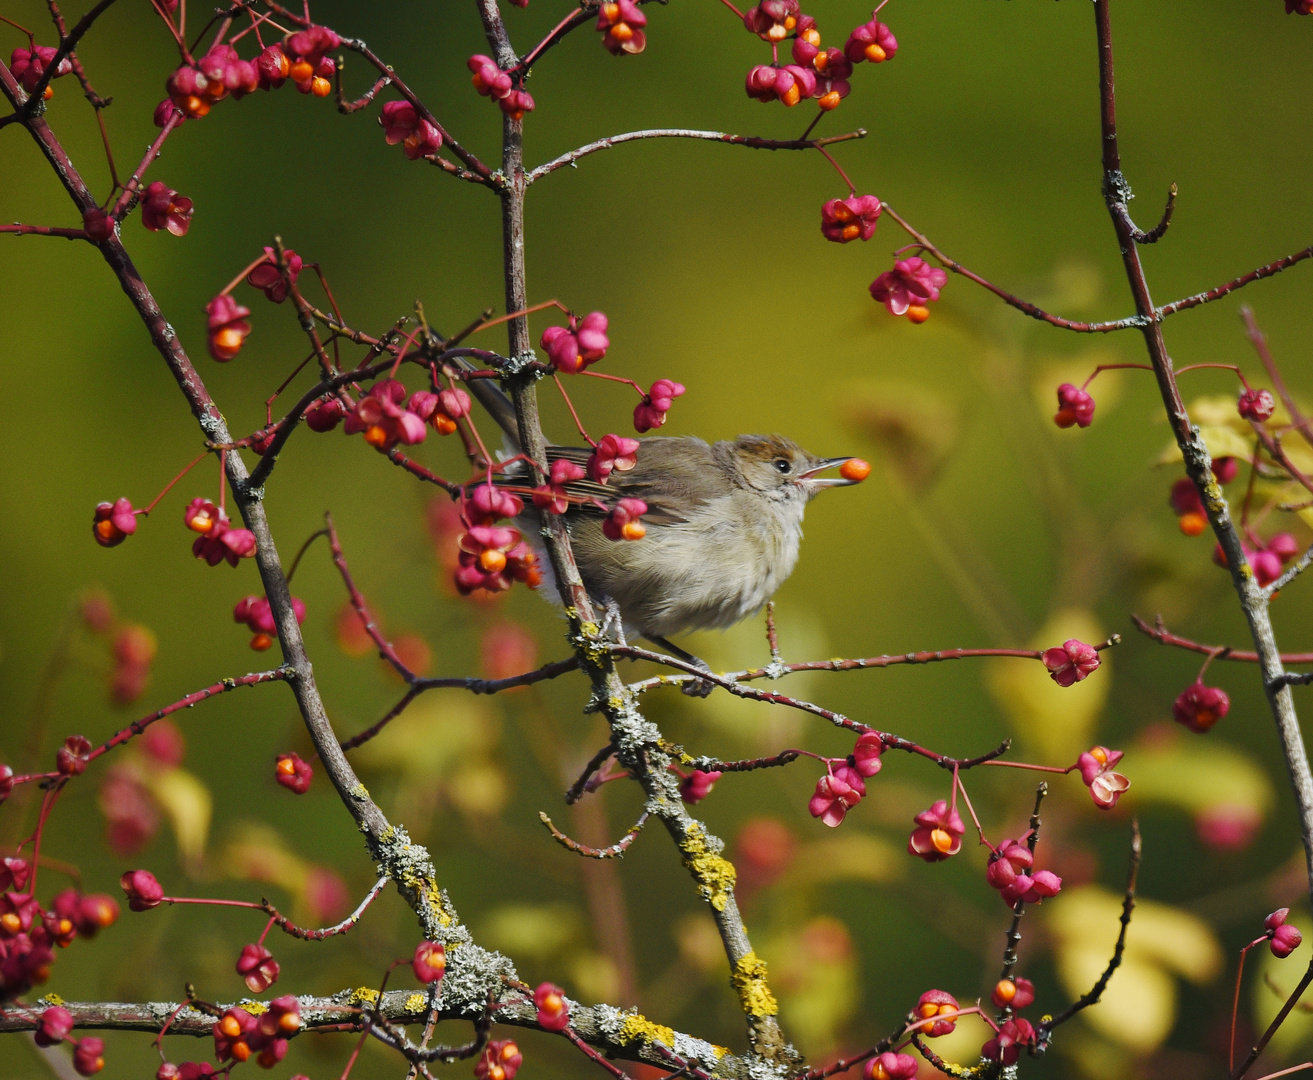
(2, 1), (1313, 1078)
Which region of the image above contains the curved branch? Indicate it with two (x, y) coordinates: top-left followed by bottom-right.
(527, 127), (867, 184)
(539, 810), (649, 859)
(1112, 182), (1176, 244)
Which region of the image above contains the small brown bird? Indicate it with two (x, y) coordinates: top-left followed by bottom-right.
(466, 374), (860, 686)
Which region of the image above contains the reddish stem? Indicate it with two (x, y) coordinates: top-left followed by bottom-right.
(138, 449), (208, 515)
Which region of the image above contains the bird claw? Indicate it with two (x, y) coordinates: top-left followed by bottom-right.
(681, 676), (715, 698)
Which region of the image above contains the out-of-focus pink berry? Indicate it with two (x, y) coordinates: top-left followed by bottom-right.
(498, 88), (534, 120)
(1042, 638), (1101, 687)
(475, 1040), (522, 1080)
(256, 45), (290, 90)
(869, 257), (947, 318)
(481, 622), (538, 682)
(1238, 387), (1276, 422)
(845, 18), (897, 63)
(236, 942), (279, 993)
(93, 498), (138, 547)
(634, 378), (685, 433)
(82, 207), (114, 242)
(120, 869), (165, 910)
(206, 294), (252, 362)
(912, 989), (960, 1037)
(982, 1018), (1035, 1065)
(35, 1005), (74, 1047)
(602, 497), (648, 541)
(1077, 745), (1130, 810)
(343, 379), (430, 450)
(534, 982), (570, 1031)
(275, 753), (313, 794)
(1266, 908), (1303, 958)
(140, 181), (193, 236)
(1288, 0), (1313, 13)
(596, 0), (647, 55)
(863, 1052), (918, 1080)
(680, 769), (722, 804)
(1172, 680), (1230, 734)
(821, 195), (882, 243)
(285, 25), (341, 66)
(1213, 456), (1239, 484)
(306, 396), (347, 432)
(467, 483), (524, 523)
(11, 45), (72, 93)
(73, 1037), (105, 1076)
(908, 800), (965, 861)
(234, 594), (305, 646)
(587, 434), (640, 483)
(413, 940), (447, 982)
(1054, 383), (1095, 428)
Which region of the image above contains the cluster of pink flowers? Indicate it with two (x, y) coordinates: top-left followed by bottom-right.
(983, 1017), (1037, 1065)
(587, 434), (640, 483)
(468, 54), (534, 120)
(603, 498), (649, 541)
(1266, 908), (1303, 958)
(205, 294), (252, 362)
(475, 1039), (523, 1080)
(808, 733), (884, 827)
(0, 857), (119, 1002)
(908, 799), (965, 861)
(741, 4), (888, 112)
(869, 257), (947, 322)
(1169, 457), (1236, 536)
(597, 1), (648, 55)
(343, 379), (429, 450)
(633, 378), (685, 432)
(985, 838), (1062, 907)
(236, 942), (279, 993)
(454, 484), (541, 594)
(1237, 386), (1276, 422)
(1172, 679), (1230, 734)
(184, 497), (257, 567)
(1214, 531), (1300, 588)
(413, 940), (447, 982)
(1078, 745), (1130, 810)
(679, 769), (722, 804)
(98, 721), (180, 854)
(246, 246), (302, 303)
(379, 101), (443, 160)
(140, 181), (194, 236)
(541, 312), (610, 373)
(212, 995), (302, 1066)
(10, 44), (71, 97)
(1053, 382), (1095, 428)
(821, 195), (882, 243)
(92, 497), (138, 547)
(1042, 637), (1101, 686)
(234, 593), (306, 651)
(534, 982), (570, 1031)
(275, 752), (314, 794)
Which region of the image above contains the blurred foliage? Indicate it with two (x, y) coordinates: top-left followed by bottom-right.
(3, 1), (1313, 1079)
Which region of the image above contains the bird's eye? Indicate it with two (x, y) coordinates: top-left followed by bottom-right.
(774, 458), (791, 474)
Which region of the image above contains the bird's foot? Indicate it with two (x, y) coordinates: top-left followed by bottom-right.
(649, 635), (716, 697)
(682, 674), (715, 699)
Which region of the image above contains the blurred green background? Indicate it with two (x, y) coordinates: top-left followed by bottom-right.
(3, 1), (1313, 1077)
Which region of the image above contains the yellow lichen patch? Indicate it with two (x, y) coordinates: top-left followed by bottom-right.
(240, 1000), (268, 1015)
(679, 823), (737, 912)
(351, 781), (370, 801)
(730, 952), (779, 1018)
(405, 993), (427, 1013)
(38, 993), (66, 1007)
(350, 987), (381, 1005)
(617, 1012), (676, 1048)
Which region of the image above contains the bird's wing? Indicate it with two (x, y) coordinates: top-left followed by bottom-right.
(548, 438), (721, 526)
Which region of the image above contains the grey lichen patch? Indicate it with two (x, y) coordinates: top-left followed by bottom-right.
(441, 942), (518, 1015)
(672, 1032), (726, 1066)
(503, 349), (542, 376)
(745, 1057), (791, 1080)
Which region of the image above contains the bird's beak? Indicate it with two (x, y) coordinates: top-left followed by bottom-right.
(799, 457), (860, 488)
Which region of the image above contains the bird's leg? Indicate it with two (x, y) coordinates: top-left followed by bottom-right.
(599, 596), (628, 647)
(648, 635), (715, 698)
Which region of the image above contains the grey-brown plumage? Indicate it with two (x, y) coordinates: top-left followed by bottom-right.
(465, 371), (857, 657)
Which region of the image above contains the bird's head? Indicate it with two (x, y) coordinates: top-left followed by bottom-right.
(730, 434), (863, 502)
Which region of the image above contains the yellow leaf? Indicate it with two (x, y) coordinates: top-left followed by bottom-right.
(987, 609), (1110, 763)
(144, 767), (211, 869)
(788, 833), (904, 886)
(1124, 734), (1273, 819)
(478, 903), (582, 959)
(352, 695), (499, 778)
(1047, 886), (1222, 1052)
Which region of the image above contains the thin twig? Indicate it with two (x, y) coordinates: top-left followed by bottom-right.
(538, 811), (649, 859)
